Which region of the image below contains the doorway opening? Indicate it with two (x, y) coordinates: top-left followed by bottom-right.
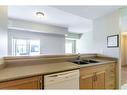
(120, 32), (127, 89)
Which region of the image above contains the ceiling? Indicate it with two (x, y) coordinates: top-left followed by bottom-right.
(8, 6), (122, 33)
(8, 6), (91, 26)
(53, 6), (122, 19)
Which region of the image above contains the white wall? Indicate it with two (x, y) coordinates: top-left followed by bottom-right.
(119, 7), (127, 32)
(120, 16), (127, 32)
(0, 6), (8, 57)
(8, 29), (65, 55)
(93, 11), (120, 58)
(8, 18), (68, 35)
(8, 18), (68, 55)
(76, 31), (93, 53)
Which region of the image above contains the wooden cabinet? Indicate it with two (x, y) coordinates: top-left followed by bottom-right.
(0, 76), (43, 89)
(80, 65), (106, 89)
(80, 72), (93, 89)
(93, 71), (105, 89)
(105, 63), (116, 89)
(80, 63), (116, 89)
(0, 63), (116, 90)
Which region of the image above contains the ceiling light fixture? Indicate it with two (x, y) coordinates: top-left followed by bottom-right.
(36, 12), (45, 18)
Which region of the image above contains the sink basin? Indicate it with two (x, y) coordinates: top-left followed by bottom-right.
(72, 59), (99, 65)
(83, 59), (99, 63)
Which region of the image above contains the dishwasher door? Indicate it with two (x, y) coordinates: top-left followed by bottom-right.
(44, 69), (79, 89)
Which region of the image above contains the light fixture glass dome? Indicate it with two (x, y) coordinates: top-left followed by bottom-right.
(36, 12), (45, 18)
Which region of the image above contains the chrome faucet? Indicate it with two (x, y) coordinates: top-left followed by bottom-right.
(76, 53), (81, 60)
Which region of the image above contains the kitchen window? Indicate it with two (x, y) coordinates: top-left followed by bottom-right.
(65, 39), (76, 53)
(12, 39), (40, 56)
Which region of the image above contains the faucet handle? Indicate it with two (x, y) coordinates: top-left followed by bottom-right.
(78, 53), (80, 55)
(76, 53), (81, 60)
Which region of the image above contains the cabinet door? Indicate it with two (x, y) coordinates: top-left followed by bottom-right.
(80, 64), (106, 89)
(80, 66), (95, 89)
(93, 71), (106, 89)
(105, 63), (116, 89)
(80, 74), (93, 89)
(0, 76), (43, 89)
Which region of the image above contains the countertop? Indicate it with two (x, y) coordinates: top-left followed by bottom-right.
(0, 58), (116, 83)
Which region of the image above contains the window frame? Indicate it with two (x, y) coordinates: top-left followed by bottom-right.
(12, 38), (40, 56)
(65, 38), (76, 54)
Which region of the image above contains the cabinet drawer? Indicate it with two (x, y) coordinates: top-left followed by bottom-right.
(80, 65), (105, 76)
(106, 63), (115, 69)
(0, 76), (42, 89)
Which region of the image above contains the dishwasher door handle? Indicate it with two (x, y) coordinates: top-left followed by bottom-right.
(48, 72), (78, 78)
(48, 75), (58, 77)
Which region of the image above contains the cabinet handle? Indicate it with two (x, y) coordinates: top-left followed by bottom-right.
(94, 71), (105, 82)
(92, 76), (95, 82)
(93, 72), (96, 81)
(93, 72), (97, 81)
(111, 70), (114, 73)
(39, 80), (41, 89)
(95, 72), (97, 81)
(39, 77), (42, 89)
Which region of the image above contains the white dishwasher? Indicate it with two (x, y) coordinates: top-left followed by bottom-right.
(44, 69), (79, 89)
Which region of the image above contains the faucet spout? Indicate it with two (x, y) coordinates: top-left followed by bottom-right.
(77, 53), (80, 60)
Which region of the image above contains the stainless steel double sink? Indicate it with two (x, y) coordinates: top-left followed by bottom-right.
(72, 59), (100, 65)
